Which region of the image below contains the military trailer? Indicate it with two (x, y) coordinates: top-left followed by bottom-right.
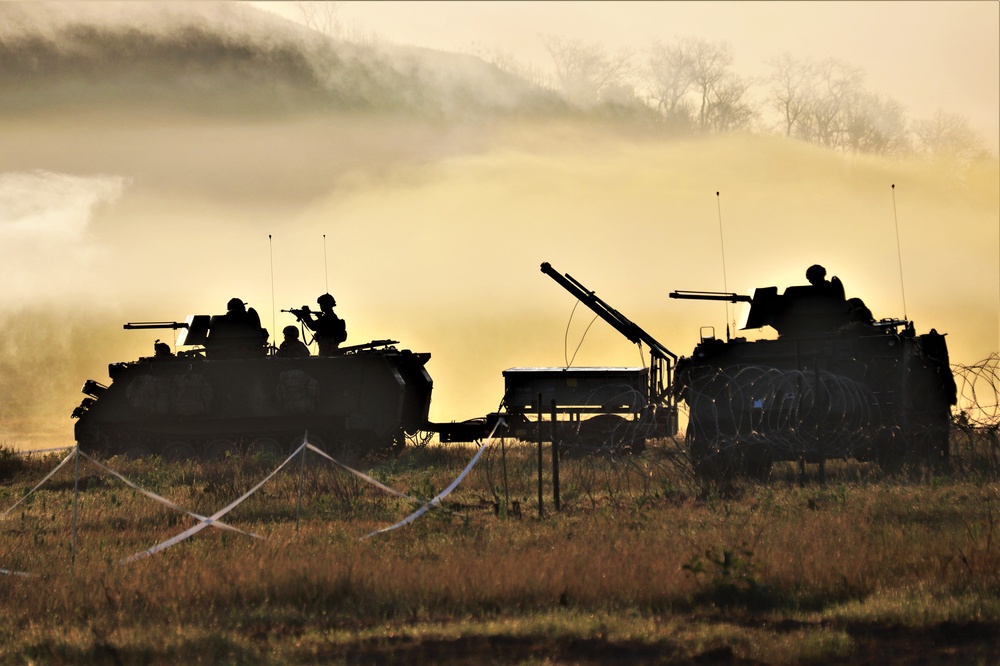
(493, 263), (678, 454)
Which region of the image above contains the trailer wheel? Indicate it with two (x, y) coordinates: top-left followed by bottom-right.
(574, 414), (644, 455)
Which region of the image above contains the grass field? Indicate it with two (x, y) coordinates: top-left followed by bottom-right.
(2, 429), (999, 664)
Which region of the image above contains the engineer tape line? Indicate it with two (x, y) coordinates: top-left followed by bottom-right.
(122, 440), (307, 564)
(80, 452), (261, 540)
(1, 448), (76, 519)
(361, 419), (504, 540)
(304, 443), (460, 517)
(0, 567), (37, 578)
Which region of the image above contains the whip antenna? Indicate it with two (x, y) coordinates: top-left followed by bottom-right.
(323, 234), (329, 293)
(891, 184), (908, 321)
(716, 191), (733, 340)
(269, 234), (276, 345)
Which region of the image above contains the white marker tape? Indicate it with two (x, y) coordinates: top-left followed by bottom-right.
(0, 567), (37, 578)
(122, 439), (307, 563)
(80, 452), (260, 540)
(304, 443), (460, 516)
(361, 419), (503, 540)
(1, 448), (76, 519)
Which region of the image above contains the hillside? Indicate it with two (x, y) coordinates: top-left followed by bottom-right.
(0, 1), (561, 118)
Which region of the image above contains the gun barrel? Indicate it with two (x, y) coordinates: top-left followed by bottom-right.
(669, 290), (753, 303)
(340, 339), (399, 353)
(123, 322), (189, 330)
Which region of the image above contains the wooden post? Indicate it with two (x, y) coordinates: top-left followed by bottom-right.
(551, 399), (560, 512)
(816, 363), (826, 485)
(500, 436), (510, 512)
(537, 393), (544, 518)
(72, 444), (80, 566)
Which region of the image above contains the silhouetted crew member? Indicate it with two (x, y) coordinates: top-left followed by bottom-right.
(276, 325), (311, 358)
(298, 293), (347, 356)
(805, 264), (845, 301)
(207, 298), (268, 359)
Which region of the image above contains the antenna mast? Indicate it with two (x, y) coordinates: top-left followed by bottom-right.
(716, 191), (732, 340)
(323, 234), (329, 294)
(268, 234), (276, 344)
(891, 184), (908, 322)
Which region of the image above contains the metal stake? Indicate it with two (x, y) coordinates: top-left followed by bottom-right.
(72, 444), (80, 566)
(295, 430), (309, 531)
(551, 399), (560, 512)
(537, 394), (544, 518)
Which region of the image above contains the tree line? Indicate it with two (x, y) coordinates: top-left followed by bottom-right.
(486, 35), (993, 164)
(291, 3), (992, 164)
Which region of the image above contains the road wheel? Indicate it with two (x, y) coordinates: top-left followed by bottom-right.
(206, 439), (239, 461)
(122, 444), (153, 460)
(163, 440), (196, 462)
(247, 436), (284, 459)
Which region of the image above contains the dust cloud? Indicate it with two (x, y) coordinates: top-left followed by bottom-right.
(0, 3), (996, 449)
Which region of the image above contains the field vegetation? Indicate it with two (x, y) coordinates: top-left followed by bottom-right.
(2, 428), (999, 664)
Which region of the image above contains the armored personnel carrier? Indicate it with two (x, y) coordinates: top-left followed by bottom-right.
(671, 266), (957, 478)
(71, 310), (448, 460)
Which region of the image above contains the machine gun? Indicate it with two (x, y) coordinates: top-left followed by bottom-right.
(123, 321), (189, 330)
(339, 340), (399, 354)
(669, 291), (752, 303)
(124, 316), (211, 346)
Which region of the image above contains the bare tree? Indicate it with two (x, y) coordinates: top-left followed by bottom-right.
(686, 38), (733, 131)
(295, 1), (340, 39)
(912, 110), (989, 163)
(842, 92), (910, 156)
(795, 58), (865, 149)
(766, 53), (815, 137)
(542, 35), (635, 107)
(474, 45), (548, 88)
(646, 39), (694, 123)
(705, 72), (756, 132)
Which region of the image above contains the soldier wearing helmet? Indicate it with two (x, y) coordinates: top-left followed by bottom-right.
(295, 293), (347, 356)
(206, 297), (268, 359)
(276, 325), (311, 358)
(805, 264), (845, 301)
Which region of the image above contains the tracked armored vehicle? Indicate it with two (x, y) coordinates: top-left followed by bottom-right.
(671, 266), (957, 478)
(70, 312), (460, 460)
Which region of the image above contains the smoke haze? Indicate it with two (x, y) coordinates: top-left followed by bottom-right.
(0, 2), (997, 449)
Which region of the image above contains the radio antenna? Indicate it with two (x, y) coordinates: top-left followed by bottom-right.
(268, 234), (276, 345)
(323, 234), (329, 293)
(716, 191), (732, 340)
(891, 184), (908, 322)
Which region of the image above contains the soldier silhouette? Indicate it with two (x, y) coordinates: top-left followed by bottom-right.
(206, 298), (268, 359)
(276, 325), (311, 358)
(297, 293), (347, 356)
(805, 264), (845, 301)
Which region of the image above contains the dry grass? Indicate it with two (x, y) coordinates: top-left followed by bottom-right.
(2, 434), (1000, 664)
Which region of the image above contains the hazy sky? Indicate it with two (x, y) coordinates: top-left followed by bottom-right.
(256, 0), (1000, 153)
(1, 1), (997, 446)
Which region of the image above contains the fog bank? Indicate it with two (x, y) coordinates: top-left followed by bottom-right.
(0, 2), (996, 449)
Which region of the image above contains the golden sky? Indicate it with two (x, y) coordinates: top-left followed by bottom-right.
(1, 1), (997, 445)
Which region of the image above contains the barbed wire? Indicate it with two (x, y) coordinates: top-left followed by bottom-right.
(952, 353), (1000, 429)
(682, 364), (887, 459)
